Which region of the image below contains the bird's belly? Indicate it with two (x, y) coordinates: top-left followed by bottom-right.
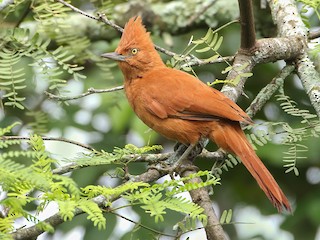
(139, 114), (210, 145)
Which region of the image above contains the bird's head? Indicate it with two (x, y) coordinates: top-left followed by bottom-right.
(102, 16), (164, 80)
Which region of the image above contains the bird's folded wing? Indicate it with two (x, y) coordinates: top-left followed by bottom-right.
(143, 68), (252, 124)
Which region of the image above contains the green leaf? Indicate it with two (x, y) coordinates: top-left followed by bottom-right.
(204, 54), (219, 63)
(208, 33), (218, 47)
(213, 36), (223, 51)
(221, 66), (233, 74)
(195, 46), (211, 53)
(220, 209), (232, 224)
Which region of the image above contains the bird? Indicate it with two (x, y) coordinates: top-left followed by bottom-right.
(101, 16), (291, 212)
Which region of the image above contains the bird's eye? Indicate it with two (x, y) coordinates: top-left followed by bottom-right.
(131, 48), (139, 55)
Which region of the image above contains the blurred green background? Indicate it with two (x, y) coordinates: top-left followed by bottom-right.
(1, 0), (320, 239)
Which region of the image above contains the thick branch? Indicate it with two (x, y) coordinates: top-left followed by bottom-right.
(253, 37), (304, 63)
(221, 37), (304, 103)
(296, 57), (320, 117)
(180, 160), (226, 240)
(222, 53), (254, 101)
(267, 0), (320, 118)
(238, 0), (256, 49)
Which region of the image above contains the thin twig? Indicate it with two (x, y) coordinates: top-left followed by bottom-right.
(182, 55), (234, 68)
(187, 0), (217, 26)
(44, 86), (124, 101)
(54, 0), (230, 66)
(110, 211), (176, 238)
(0, 136), (95, 152)
(56, 0), (99, 21)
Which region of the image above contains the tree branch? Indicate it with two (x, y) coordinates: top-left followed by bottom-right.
(0, 136), (95, 152)
(246, 64), (295, 118)
(186, 0), (218, 27)
(55, 0), (177, 58)
(238, 0), (256, 50)
(110, 212), (176, 238)
(54, 0), (233, 67)
(267, 0), (320, 118)
(309, 29), (320, 40)
(52, 149), (224, 175)
(179, 160), (227, 240)
(44, 86), (124, 102)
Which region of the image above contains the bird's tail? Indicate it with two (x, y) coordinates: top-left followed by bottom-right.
(210, 121), (291, 212)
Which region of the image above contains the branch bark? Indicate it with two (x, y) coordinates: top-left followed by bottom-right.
(267, 0), (320, 118)
(180, 160), (227, 240)
(246, 64), (295, 117)
(238, 0), (256, 50)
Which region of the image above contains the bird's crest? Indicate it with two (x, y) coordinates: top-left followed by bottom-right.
(118, 16), (154, 51)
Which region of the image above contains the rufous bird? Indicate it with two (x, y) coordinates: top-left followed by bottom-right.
(102, 16), (291, 212)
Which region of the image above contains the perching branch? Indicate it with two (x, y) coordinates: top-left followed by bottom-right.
(53, 149), (224, 175)
(179, 160), (227, 240)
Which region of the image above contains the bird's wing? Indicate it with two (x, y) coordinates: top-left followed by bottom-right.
(142, 68), (252, 124)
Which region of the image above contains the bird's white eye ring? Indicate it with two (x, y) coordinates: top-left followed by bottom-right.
(131, 48), (139, 55)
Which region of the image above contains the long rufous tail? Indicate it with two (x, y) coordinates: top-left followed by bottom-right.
(210, 121), (291, 212)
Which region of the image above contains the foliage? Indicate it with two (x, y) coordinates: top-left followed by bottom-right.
(0, 123), (219, 238)
(0, 130), (105, 239)
(124, 170), (219, 232)
(213, 84), (320, 178)
(168, 27), (224, 73)
(219, 209), (233, 224)
(275, 87), (320, 175)
(0, 0), (121, 109)
(70, 144), (163, 169)
(1, 0), (320, 239)
(0, 27), (86, 109)
(167, 26), (253, 86)
(298, 0), (320, 57)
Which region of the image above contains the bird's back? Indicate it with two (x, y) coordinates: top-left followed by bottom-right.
(124, 66), (251, 144)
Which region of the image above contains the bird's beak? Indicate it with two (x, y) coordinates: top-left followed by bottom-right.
(101, 52), (127, 62)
